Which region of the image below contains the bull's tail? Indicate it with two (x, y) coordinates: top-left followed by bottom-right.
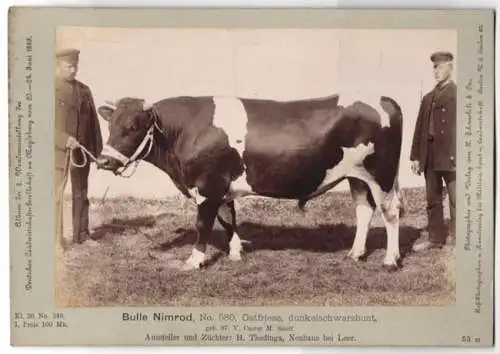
(380, 96), (405, 218)
(394, 178), (406, 219)
(381, 96), (403, 142)
(297, 177), (346, 212)
(297, 199), (308, 212)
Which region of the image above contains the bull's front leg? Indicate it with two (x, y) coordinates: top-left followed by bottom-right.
(217, 201), (244, 261)
(183, 199), (221, 271)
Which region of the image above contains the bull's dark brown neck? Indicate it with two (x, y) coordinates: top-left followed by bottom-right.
(143, 124), (191, 198)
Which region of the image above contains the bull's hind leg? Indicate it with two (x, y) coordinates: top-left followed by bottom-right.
(380, 186), (402, 270)
(348, 172), (401, 269)
(183, 198), (221, 270)
(347, 178), (375, 261)
(216, 201), (243, 261)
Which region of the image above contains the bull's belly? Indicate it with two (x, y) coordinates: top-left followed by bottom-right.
(229, 155), (327, 199)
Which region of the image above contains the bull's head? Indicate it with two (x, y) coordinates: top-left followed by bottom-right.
(96, 97), (155, 174)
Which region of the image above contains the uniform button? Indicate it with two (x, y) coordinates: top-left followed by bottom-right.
(450, 156), (454, 160)
(442, 108), (446, 112)
(441, 130), (444, 134)
(442, 119), (445, 123)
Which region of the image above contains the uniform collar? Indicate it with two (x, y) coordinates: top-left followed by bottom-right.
(435, 79), (453, 91)
(55, 77), (77, 87)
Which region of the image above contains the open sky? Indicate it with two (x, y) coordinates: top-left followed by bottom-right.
(56, 27), (456, 198)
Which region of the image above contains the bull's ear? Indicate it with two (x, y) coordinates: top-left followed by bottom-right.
(97, 106), (114, 121)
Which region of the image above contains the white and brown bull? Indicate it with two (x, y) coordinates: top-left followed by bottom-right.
(96, 93), (405, 271)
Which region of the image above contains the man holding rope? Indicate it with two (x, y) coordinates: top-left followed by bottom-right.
(55, 48), (103, 246)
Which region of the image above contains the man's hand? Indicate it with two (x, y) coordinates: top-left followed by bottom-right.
(411, 160), (421, 175)
(66, 136), (78, 149)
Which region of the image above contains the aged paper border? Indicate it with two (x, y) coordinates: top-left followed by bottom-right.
(8, 7), (495, 346)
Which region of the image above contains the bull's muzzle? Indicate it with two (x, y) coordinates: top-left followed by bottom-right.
(96, 155), (121, 173)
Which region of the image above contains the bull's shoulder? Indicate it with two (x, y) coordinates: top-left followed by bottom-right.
(162, 95), (213, 103)
(155, 96), (216, 138)
(156, 96), (215, 118)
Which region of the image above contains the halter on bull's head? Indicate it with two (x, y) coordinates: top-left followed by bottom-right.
(96, 97), (156, 175)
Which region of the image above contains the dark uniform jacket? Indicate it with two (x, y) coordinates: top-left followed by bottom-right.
(55, 79), (103, 169)
(410, 80), (456, 172)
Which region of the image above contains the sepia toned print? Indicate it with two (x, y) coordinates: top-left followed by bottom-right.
(55, 27), (456, 307)
(9, 8), (494, 347)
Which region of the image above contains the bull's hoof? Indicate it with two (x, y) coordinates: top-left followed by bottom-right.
(382, 257), (401, 272)
(181, 249), (205, 271)
(228, 252), (242, 261)
(383, 251), (401, 271)
(181, 255), (204, 271)
(382, 263), (400, 272)
(346, 248), (366, 262)
(228, 234), (248, 262)
(181, 261), (202, 271)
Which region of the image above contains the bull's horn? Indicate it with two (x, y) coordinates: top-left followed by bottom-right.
(142, 100), (153, 111)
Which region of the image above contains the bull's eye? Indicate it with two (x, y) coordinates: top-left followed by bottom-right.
(127, 121), (140, 132)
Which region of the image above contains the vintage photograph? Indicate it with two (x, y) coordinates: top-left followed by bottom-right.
(54, 27), (457, 308)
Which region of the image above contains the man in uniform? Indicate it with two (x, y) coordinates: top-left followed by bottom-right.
(54, 48), (103, 245)
(410, 51), (456, 251)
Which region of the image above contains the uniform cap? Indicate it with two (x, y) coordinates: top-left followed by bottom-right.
(430, 51), (453, 63)
(55, 48), (80, 63)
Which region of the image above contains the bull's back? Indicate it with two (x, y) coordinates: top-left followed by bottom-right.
(158, 94), (401, 200)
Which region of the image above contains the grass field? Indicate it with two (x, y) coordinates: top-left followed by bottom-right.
(55, 187), (455, 307)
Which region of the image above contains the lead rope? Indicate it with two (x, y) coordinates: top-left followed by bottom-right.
(115, 160), (141, 178)
(57, 142), (111, 249)
(65, 138), (144, 199)
(56, 151), (70, 249)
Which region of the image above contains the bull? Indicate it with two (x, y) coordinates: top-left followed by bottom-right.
(95, 93), (404, 271)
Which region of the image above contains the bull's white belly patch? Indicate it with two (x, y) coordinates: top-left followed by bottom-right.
(226, 171), (256, 200)
(212, 96), (248, 156)
(337, 91), (391, 128)
(316, 142), (375, 190)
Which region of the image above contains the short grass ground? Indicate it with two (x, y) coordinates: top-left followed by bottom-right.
(55, 187), (455, 307)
